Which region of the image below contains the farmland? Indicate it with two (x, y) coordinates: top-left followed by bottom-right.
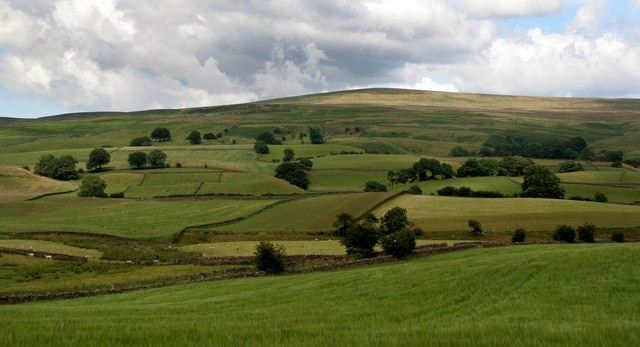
(0, 88), (639, 343)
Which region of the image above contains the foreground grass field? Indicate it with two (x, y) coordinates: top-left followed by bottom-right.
(2, 243), (639, 346)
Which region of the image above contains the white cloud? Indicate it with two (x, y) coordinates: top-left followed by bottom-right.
(451, 0), (562, 18)
(0, 0), (639, 117)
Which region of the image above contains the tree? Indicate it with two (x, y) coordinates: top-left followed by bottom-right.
(283, 148), (295, 162)
(497, 156), (533, 176)
(364, 181), (388, 192)
(150, 127), (171, 142)
(381, 206), (409, 234)
(604, 151), (623, 163)
(203, 132), (217, 140)
(309, 127), (324, 144)
(148, 149), (167, 168)
(340, 222), (379, 259)
(77, 175), (107, 198)
(129, 136), (152, 146)
(35, 154), (79, 180)
(254, 241), (287, 273)
(594, 192), (608, 203)
(558, 161), (583, 173)
(186, 131), (201, 145)
(457, 159), (485, 177)
(275, 162), (310, 189)
(577, 223), (596, 243)
(86, 148), (111, 171)
(512, 228), (526, 243)
(256, 132), (282, 145)
(611, 231), (625, 243)
(412, 158), (441, 180)
(380, 228), (416, 259)
(554, 225), (576, 243)
(333, 213), (356, 237)
(468, 219), (484, 236)
(408, 185), (422, 195)
(128, 151), (148, 169)
(253, 141), (270, 155)
(521, 165), (565, 199)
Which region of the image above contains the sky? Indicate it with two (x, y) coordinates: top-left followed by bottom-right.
(1, 0), (639, 119)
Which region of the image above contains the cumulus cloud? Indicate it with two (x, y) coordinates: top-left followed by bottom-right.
(0, 0), (639, 117)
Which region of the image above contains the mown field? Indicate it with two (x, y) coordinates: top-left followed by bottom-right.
(0, 88), (639, 345)
(1, 243), (639, 346)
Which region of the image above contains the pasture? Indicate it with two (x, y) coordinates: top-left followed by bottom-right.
(0, 88), (639, 313)
(1, 243), (639, 346)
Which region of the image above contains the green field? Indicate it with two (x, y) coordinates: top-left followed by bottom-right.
(1, 87), (639, 332)
(2, 243), (639, 346)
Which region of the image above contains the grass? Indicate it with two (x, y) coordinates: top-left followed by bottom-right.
(1, 243), (639, 346)
(374, 195), (640, 236)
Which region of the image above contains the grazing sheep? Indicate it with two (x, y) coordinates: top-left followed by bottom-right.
(27, 253), (34, 257)
(44, 255), (52, 260)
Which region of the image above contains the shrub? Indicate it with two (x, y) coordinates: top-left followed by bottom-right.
(340, 223), (379, 259)
(554, 225), (576, 243)
(186, 130), (202, 145)
(254, 241), (286, 273)
(594, 192), (608, 203)
(77, 175), (107, 198)
(611, 231), (625, 243)
(109, 192), (125, 198)
(468, 219), (484, 236)
(577, 223), (596, 243)
(22, 165), (30, 171)
(408, 185), (422, 195)
(129, 136), (152, 146)
(175, 162), (182, 168)
(380, 229), (416, 259)
(512, 228), (526, 243)
(364, 180), (387, 192)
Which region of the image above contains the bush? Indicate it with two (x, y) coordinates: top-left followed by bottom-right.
(364, 180), (387, 192)
(611, 231), (625, 243)
(512, 228), (526, 243)
(254, 241), (286, 273)
(577, 223), (596, 243)
(594, 192), (608, 203)
(77, 175), (107, 198)
(468, 219), (484, 236)
(380, 229), (416, 259)
(109, 192), (125, 198)
(129, 136), (152, 146)
(340, 223), (379, 259)
(554, 225), (576, 243)
(408, 185), (422, 195)
(175, 162), (182, 168)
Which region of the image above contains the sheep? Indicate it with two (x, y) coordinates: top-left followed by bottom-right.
(27, 253), (34, 257)
(44, 255), (52, 260)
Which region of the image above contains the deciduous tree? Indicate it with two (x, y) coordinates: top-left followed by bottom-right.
(86, 148), (111, 171)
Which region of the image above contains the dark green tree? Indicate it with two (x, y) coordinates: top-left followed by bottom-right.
(203, 132), (217, 140)
(380, 228), (416, 259)
(275, 162), (310, 189)
(256, 132), (282, 145)
(129, 136), (152, 146)
(577, 223), (596, 243)
(45, 155), (79, 180)
(150, 127), (171, 142)
(381, 206), (409, 234)
(558, 161), (583, 173)
(283, 148), (295, 162)
(497, 156), (533, 176)
(254, 241), (287, 273)
(340, 222), (379, 259)
(468, 219), (484, 236)
(128, 151), (148, 169)
(364, 181), (388, 192)
(309, 127), (324, 144)
(34, 154), (56, 177)
(148, 149), (167, 168)
(604, 151), (623, 163)
(512, 228), (526, 243)
(253, 141), (270, 155)
(77, 175), (107, 198)
(457, 159), (485, 177)
(86, 148), (111, 171)
(186, 131), (202, 145)
(440, 163), (455, 179)
(554, 224), (576, 243)
(412, 158), (441, 180)
(521, 165), (565, 199)
(333, 213), (356, 237)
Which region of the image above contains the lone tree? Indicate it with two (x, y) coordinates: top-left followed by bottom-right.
(253, 141), (270, 155)
(256, 132), (282, 145)
(554, 224), (576, 243)
(468, 219), (484, 236)
(128, 151), (148, 169)
(577, 223), (596, 243)
(254, 241), (287, 273)
(77, 175), (107, 198)
(148, 149), (167, 168)
(364, 180), (388, 192)
(283, 148), (295, 162)
(309, 127), (324, 144)
(151, 127), (171, 142)
(86, 148), (111, 171)
(521, 165), (565, 199)
(186, 131), (202, 145)
(275, 161), (310, 189)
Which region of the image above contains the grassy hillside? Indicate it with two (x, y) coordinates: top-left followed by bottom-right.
(1, 243), (639, 346)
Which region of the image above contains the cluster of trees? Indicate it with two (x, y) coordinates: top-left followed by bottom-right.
(335, 207), (421, 259)
(127, 150), (168, 169)
(553, 223), (597, 243)
(387, 158), (454, 185)
(34, 154), (79, 180)
(275, 153), (313, 189)
(456, 156), (534, 177)
(479, 135), (590, 160)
